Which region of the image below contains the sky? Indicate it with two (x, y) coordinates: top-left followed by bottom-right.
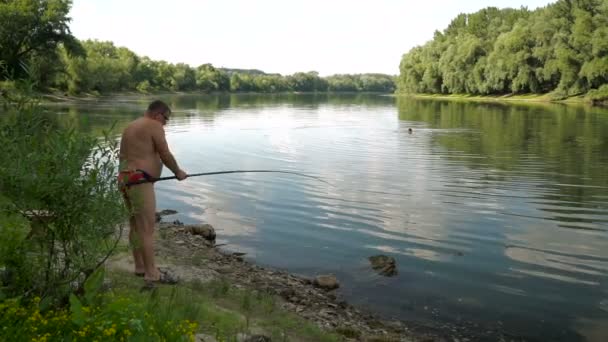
(69, 0), (556, 76)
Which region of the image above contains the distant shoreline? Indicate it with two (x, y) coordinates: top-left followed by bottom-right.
(39, 90), (394, 103)
(392, 93), (608, 107)
(37, 91), (608, 108)
(394, 93), (608, 107)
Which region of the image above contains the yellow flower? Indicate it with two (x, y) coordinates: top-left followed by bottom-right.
(103, 327), (117, 336)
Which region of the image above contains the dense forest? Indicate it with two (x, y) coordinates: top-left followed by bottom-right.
(0, 0), (395, 95)
(398, 0), (608, 101)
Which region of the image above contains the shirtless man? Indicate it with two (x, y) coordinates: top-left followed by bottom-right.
(118, 100), (187, 284)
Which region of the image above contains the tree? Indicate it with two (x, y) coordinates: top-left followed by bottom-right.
(196, 64), (230, 92)
(172, 63), (196, 91)
(397, 0), (608, 97)
(0, 0), (82, 80)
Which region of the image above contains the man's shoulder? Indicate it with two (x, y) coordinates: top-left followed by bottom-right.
(127, 117), (161, 130)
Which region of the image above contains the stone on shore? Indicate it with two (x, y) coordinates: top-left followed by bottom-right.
(156, 209), (179, 222)
(185, 224), (216, 241)
(237, 334), (271, 342)
(313, 274), (340, 290)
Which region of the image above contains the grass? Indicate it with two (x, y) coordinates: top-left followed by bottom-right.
(105, 269), (342, 342)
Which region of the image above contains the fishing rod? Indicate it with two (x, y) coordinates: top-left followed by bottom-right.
(130, 170), (331, 185)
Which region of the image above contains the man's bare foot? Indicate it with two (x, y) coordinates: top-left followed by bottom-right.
(141, 268), (179, 290)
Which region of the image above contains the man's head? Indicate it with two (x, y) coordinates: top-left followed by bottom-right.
(146, 100), (171, 125)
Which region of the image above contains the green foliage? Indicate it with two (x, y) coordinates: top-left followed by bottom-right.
(0, 87), (128, 303)
(0, 290), (198, 341)
(326, 74), (396, 92)
(0, 0), (396, 95)
(37, 38), (395, 94)
(587, 84), (608, 103)
(398, 0), (608, 98)
(0, 0), (82, 80)
(287, 72), (328, 92)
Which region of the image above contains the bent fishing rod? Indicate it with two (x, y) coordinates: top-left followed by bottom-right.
(130, 170), (330, 185)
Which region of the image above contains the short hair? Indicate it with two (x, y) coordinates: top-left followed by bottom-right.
(147, 100), (171, 115)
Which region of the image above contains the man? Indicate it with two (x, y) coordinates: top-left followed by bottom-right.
(118, 100), (187, 285)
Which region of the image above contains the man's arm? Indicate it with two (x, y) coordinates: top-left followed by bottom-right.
(152, 124), (182, 175)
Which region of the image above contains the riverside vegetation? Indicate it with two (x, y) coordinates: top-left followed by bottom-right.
(397, 0), (608, 104)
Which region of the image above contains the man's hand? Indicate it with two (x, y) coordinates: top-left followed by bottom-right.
(175, 169), (188, 181)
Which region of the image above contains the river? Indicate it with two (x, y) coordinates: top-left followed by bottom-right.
(47, 93), (608, 341)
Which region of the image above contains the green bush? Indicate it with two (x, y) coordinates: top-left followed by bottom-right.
(0, 85), (128, 304)
(0, 287), (197, 341)
(548, 89), (569, 101)
(587, 84), (608, 104)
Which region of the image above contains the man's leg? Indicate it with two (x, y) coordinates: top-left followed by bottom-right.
(129, 216), (145, 275)
(122, 190), (145, 275)
(133, 183), (160, 281)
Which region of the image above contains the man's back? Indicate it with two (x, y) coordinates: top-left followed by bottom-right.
(119, 117), (163, 178)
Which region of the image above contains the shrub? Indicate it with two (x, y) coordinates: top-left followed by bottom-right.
(0, 282), (197, 341)
(587, 84), (608, 104)
(0, 83), (128, 304)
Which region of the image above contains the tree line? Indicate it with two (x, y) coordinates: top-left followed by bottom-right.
(0, 0), (395, 95)
(397, 0), (608, 101)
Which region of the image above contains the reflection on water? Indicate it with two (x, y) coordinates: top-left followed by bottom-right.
(47, 94), (608, 341)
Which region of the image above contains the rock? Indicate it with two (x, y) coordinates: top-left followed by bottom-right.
(368, 255), (397, 277)
(196, 333), (218, 342)
(237, 334), (271, 342)
(155, 209), (178, 222)
(245, 336), (271, 342)
(279, 288), (296, 299)
(313, 274), (340, 290)
(185, 224), (216, 241)
(159, 209), (178, 216)
(215, 266), (233, 274)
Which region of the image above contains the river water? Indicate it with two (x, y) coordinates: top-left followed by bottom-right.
(49, 94), (608, 341)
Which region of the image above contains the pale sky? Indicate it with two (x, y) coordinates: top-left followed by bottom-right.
(69, 0), (555, 76)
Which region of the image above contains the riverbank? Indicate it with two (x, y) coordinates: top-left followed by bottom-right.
(38, 91), (607, 108)
(394, 93), (608, 107)
(105, 211), (532, 342)
(39, 90), (393, 103)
